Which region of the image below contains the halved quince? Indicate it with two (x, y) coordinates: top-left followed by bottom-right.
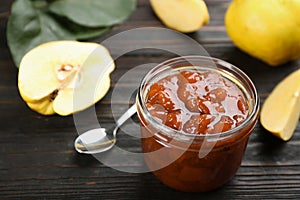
(18, 41), (115, 116)
(260, 69), (300, 141)
(150, 0), (209, 33)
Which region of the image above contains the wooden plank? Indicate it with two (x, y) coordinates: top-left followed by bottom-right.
(0, 0), (300, 199)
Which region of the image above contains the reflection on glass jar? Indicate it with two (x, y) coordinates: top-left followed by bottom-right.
(136, 56), (260, 192)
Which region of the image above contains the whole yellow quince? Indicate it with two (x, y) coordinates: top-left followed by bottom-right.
(225, 0), (300, 66)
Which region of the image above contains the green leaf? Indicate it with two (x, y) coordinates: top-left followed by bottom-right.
(72, 26), (110, 40)
(7, 0), (75, 67)
(57, 17), (111, 40)
(49, 0), (136, 27)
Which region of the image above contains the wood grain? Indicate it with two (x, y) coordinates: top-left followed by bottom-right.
(0, 0), (300, 199)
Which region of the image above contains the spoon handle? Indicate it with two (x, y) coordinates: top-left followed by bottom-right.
(116, 104), (137, 127)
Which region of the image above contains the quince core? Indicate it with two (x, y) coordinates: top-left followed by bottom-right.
(18, 41), (115, 116)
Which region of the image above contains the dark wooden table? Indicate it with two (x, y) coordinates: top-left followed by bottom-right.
(1, 0), (300, 199)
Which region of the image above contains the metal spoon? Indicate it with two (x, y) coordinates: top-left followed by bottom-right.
(74, 104), (137, 154)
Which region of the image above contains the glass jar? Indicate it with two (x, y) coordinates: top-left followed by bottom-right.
(136, 56), (260, 192)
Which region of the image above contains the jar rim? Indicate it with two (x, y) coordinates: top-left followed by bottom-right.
(137, 56), (260, 141)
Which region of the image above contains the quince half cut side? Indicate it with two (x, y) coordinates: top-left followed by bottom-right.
(260, 69), (300, 141)
(18, 41), (115, 116)
(150, 0), (209, 33)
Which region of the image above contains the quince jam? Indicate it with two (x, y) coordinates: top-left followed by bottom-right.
(137, 58), (259, 193)
(146, 71), (249, 134)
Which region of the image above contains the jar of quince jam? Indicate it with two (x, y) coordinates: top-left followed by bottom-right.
(136, 56), (259, 192)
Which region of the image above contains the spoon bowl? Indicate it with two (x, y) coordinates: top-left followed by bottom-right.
(74, 104), (137, 154)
